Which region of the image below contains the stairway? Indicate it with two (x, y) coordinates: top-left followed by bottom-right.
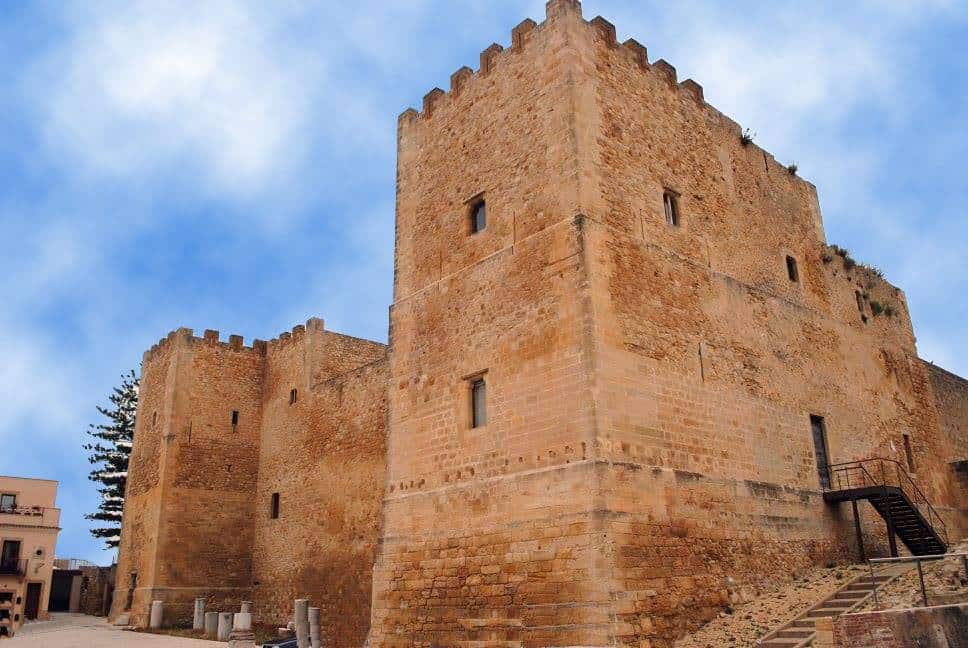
(823, 458), (948, 556)
(867, 490), (947, 555)
(756, 564), (909, 647)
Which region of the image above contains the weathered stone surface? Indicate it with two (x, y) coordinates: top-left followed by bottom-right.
(192, 598), (205, 630)
(109, 2), (967, 648)
(294, 599), (309, 648)
(217, 612), (233, 641)
(148, 601), (163, 629)
(203, 612), (218, 639)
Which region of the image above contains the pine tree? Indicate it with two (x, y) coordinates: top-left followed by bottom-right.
(84, 370), (139, 549)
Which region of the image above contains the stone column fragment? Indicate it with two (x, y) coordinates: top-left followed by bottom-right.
(217, 612), (233, 641)
(204, 611), (219, 638)
(240, 600), (252, 614)
(193, 598), (206, 630)
(308, 606), (321, 648)
(149, 600), (163, 629)
(294, 599), (310, 648)
(228, 612), (255, 648)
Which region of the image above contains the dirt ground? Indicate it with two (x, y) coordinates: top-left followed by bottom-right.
(855, 541), (968, 611)
(673, 564), (867, 648)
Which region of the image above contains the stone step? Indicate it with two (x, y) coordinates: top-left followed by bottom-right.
(458, 642), (523, 648)
(776, 628), (815, 639)
(828, 592), (866, 602)
(825, 597), (861, 608)
(804, 606), (851, 618)
(758, 639), (804, 647)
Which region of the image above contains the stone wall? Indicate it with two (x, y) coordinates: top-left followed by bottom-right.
(78, 565), (115, 617)
(927, 363), (968, 462)
(369, 1), (961, 646)
(828, 604), (967, 647)
(112, 320), (387, 639)
(250, 329), (387, 647)
(114, 1), (965, 646)
(112, 327), (266, 626)
(369, 3), (608, 643)
(925, 362), (968, 538)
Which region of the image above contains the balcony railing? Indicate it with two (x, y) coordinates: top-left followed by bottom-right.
(825, 457), (948, 547)
(0, 559), (27, 578)
(0, 505), (60, 527)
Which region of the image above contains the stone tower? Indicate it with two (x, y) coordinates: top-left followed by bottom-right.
(368, 1), (956, 646)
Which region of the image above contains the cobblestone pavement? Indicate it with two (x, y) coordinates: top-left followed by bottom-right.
(12, 614), (216, 647)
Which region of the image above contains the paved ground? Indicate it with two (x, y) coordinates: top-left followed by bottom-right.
(12, 614), (217, 646)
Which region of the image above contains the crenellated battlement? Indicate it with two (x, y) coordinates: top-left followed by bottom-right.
(399, 0), (715, 131)
(398, 0), (809, 183)
(266, 316), (326, 352)
(141, 317), (326, 364)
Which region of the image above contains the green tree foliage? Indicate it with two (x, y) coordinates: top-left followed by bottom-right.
(84, 370), (139, 549)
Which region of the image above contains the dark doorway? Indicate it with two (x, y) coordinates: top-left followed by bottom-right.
(48, 570), (75, 612)
(0, 540), (20, 570)
(24, 583), (42, 620)
(903, 434), (916, 472)
(811, 415), (831, 489)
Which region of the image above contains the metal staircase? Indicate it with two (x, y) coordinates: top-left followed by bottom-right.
(823, 458), (948, 556)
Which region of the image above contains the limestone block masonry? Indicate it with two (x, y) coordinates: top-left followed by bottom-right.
(111, 1), (967, 647)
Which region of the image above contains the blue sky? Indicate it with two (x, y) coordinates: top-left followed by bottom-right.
(0, 0), (965, 565)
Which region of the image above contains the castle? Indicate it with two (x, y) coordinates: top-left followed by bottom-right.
(110, 2), (968, 646)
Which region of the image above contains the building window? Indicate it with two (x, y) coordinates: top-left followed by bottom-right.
(152, 411), (157, 427)
(810, 415), (831, 490)
(289, 388), (298, 405)
(469, 196), (486, 234)
(663, 190), (680, 227)
(0, 494), (15, 511)
(470, 377), (487, 428)
(903, 434), (915, 472)
(786, 255), (799, 282)
(270, 493), (280, 519)
(231, 410), (239, 429)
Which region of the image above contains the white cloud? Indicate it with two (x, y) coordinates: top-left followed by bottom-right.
(36, 1), (320, 197)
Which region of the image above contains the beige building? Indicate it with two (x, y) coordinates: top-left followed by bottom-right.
(0, 476), (60, 638)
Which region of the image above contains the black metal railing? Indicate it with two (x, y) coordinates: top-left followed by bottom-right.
(825, 458), (948, 547)
(0, 505), (48, 517)
(0, 558), (26, 578)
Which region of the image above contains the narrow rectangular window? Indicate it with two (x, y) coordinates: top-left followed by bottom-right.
(231, 410), (239, 428)
(810, 415), (831, 489)
(270, 493), (280, 519)
(125, 573), (137, 611)
(663, 190), (680, 226)
(289, 388), (298, 405)
(903, 434), (915, 472)
(469, 197), (486, 234)
(471, 378), (487, 428)
(786, 255), (799, 282)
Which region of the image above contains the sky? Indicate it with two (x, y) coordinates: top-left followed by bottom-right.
(0, 0), (965, 566)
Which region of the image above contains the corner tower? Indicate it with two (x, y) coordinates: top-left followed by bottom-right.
(371, 1), (956, 646)
(111, 328), (266, 626)
(371, 1), (610, 644)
